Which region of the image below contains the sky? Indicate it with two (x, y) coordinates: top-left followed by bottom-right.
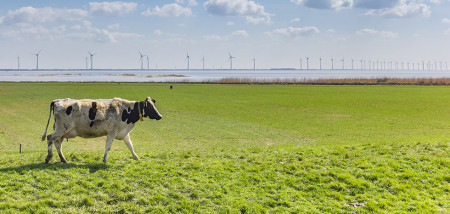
(0, 0), (450, 70)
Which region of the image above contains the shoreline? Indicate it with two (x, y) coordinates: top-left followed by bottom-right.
(1, 77), (450, 85)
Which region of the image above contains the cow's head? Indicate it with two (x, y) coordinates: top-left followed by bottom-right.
(143, 97), (162, 120)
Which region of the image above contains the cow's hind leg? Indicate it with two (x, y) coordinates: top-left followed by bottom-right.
(123, 134), (139, 160)
(45, 135), (54, 164)
(103, 132), (117, 163)
(54, 137), (68, 163)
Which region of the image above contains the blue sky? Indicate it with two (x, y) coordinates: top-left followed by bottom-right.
(0, 0), (449, 69)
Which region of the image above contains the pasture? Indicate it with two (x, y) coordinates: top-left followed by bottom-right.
(0, 83), (448, 213)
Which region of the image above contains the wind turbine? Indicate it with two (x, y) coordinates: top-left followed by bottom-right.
(351, 59), (354, 70)
(299, 58), (302, 70)
(341, 57), (344, 70)
(85, 57), (88, 70)
(360, 59), (363, 70)
(319, 57), (322, 70)
(305, 56), (309, 70)
(17, 56), (20, 70)
(201, 56), (205, 70)
(34, 50), (41, 70)
(147, 56), (150, 70)
(186, 52), (190, 70)
(139, 51), (144, 70)
(88, 51), (95, 70)
(253, 58), (256, 70)
(331, 58), (334, 70)
(228, 52), (235, 70)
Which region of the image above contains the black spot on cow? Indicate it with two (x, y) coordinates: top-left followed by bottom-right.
(66, 106), (73, 115)
(121, 102), (140, 124)
(90, 121), (94, 127)
(89, 102), (97, 120)
(121, 109), (128, 122)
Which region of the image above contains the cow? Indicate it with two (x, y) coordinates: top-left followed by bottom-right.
(41, 97), (162, 163)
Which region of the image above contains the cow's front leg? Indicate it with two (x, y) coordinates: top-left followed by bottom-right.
(103, 132), (117, 163)
(123, 134), (139, 160)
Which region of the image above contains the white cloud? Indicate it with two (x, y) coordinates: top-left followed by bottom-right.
(107, 23), (120, 29)
(230, 30), (249, 37)
(356, 28), (378, 35)
(188, 0), (199, 6)
(245, 16), (272, 24)
(175, 0), (198, 6)
(226, 21), (235, 25)
(442, 18), (450, 24)
(1, 6), (87, 25)
(445, 28), (450, 36)
(266, 26), (320, 38)
(290, 0), (353, 10)
(203, 30), (249, 40)
(204, 0), (273, 24)
(356, 28), (398, 38)
(142, 3), (192, 17)
(365, 1), (431, 18)
(290, 18), (301, 23)
(154, 29), (163, 35)
(429, 0), (441, 4)
(89, 1), (137, 17)
(66, 21), (142, 43)
(328, 28), (336, 33)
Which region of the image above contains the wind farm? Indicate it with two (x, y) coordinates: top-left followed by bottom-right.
(1, 49), (449, 72)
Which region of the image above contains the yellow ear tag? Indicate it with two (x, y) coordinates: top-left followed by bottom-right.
(139, 114), (144, 121)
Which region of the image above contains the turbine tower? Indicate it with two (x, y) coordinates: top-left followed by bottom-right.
(85, 57), (88, 70)
(147, 56), (150, 70)
(341, 57), (344, 70)
(305, 56), (309, 70)
(319, 57), (322, 70)
(299, 58), (302, 70)
(88, 51), (95, 70)
(331, 58), (334, 70)
(201, 56), (205, 70)
(228, 51), (235, 70)
(186, 52), (190, 70)
(17, 56), (20, 70)
(34, 50), (41, 70)
(139, 51), (144, 70)
(351, 59), (354, 70)
(253, 58), (256, 70)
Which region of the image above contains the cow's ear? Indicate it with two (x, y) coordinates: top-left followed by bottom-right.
(151, 99), (156, 104)
(145, 97), (150, 101)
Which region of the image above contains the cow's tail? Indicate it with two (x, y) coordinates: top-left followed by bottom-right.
(41, 101), (55, 141)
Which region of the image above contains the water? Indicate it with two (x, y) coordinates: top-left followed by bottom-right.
(0, 69), (449, 82)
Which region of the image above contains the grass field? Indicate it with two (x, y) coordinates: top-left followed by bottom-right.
(0, 83), (448, 213)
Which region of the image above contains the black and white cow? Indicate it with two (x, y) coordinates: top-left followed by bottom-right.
(41, 97), (162, 163)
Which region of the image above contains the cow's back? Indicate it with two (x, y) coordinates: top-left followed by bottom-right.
(53, 98), (136, 138)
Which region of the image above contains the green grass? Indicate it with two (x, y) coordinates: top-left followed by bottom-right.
(0, 83), (449, 213)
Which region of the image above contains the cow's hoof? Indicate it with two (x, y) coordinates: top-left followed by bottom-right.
(61, 160), (68, 164)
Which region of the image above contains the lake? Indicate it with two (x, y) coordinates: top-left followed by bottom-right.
(0, 69), (449, 82)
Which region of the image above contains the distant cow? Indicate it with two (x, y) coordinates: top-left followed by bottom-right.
(41, 97), (162, 163)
